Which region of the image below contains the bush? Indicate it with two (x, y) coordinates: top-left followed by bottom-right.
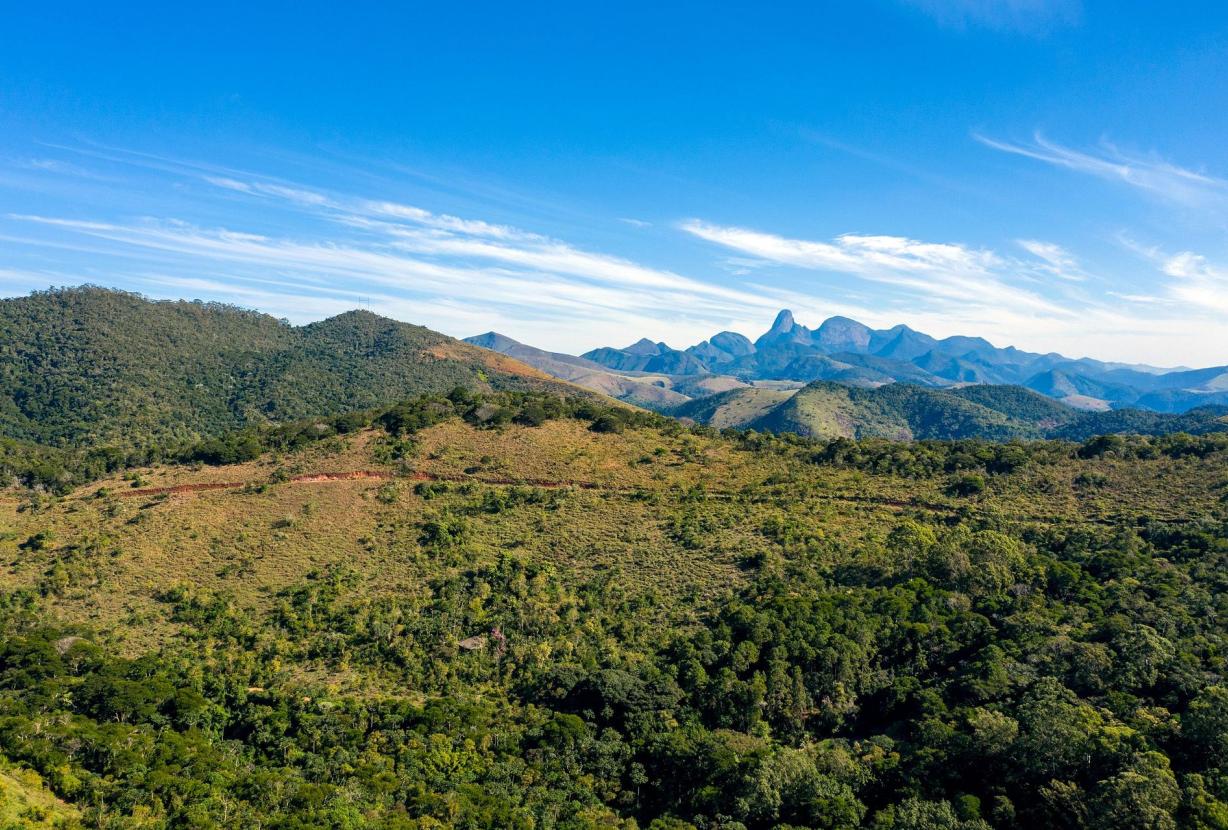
(590, 413), (626, 434)
(948, 473), (986, 497)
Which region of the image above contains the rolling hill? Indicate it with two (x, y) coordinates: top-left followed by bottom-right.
(0, 287), (586, 449)
(672, 380), (1228, 442)
(3, 289), (1221, 461)
(746, 382), (1062, 440)
(668, 386), (795, 429)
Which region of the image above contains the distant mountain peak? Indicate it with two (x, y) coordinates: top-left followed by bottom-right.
(768, 309), (796, 335)
(757, 309), (815, 348)
(566, 306), (1223, 415)
(709, 330), (755, 356)
(466, 331), (519, 352)
(816, 316), (873, 351)
(623, 337), (663, 356)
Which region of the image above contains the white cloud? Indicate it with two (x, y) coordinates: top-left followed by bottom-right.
(977, 132), (1227, 206)
(8, 194), (799, 354)
(1160, 251), (1228, 314)
(204, 176), (332, 207)
(199, 175), (777, 310)
(681, 218), (1228, 365)
(680, 219), (1067, 315)
(8, 150), (1228, 365)
(1017, 239), (1086, 281)
(360, 200), (527, 239)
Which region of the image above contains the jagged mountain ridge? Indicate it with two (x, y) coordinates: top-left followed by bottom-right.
(567, 309), (1228, 413)
(465, 327), (1228, 441)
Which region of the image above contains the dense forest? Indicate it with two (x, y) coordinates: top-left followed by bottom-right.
(0, 287), (579, 449)
(1, 388), (1227, 828)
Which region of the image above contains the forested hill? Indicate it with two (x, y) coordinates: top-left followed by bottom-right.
(745, 382), (1066, 440)
(670, 381), (1228, 442)
(0, 287), (580, 448)
(2, 391), (1228, 827)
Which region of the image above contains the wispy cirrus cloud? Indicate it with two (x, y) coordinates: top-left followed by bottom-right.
(680, 218), (1067, 315)
(5, 165), (811, 351)
(976, 132), (1228, 206)
(1159, 251), (1228, 315)
(203, 176), (332, 207)
(5, 144), (1228, 364)
(1016, 239), (1086, 281)
(1116, 233), (1228, 316)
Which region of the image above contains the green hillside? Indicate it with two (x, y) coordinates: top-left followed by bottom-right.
(747, 382), (1053, 440)
(946, 384), (1078, 425)
(0, 287), (580, 449)
(2, 390), (1228, 828)
(667, 386), (794, 428)
(681, 380), (1228, 443)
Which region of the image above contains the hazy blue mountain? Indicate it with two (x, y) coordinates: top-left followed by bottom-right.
(623, 337), (666, 356)
(1024, 369), (1141, 406)
(709, 330), (756, 357)
(464, 332), (691, 410)
(1136, 388), (1228, 413)
(755, 309), (815, 348)
(685, 331), (755, 365)
(567, 309), (1228, 414)
(872, 325), (939, 361)
(815, 315), (874, 352)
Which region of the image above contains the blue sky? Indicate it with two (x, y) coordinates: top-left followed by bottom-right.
(2, 0), (1228, 365)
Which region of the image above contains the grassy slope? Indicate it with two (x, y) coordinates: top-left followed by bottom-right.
(2, 417), (1221, 664)
(748, 383), (892, 437)
(669, 376), (1228, 443)
(667, 387), (794, 428)
(463, 333), (693, 410)
(0, 762), (78, 828)
(751, 382), (1080, 440)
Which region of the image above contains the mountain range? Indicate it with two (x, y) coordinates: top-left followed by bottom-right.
(467, 309), (1228, 415)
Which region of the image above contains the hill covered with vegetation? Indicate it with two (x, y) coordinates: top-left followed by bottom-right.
(666, 387), (795, 429)
(670, 381), (1228, 443)
(0, 287), (581, 450)
(744, 382), (1051, 440)
(2, 389), (1228, 828)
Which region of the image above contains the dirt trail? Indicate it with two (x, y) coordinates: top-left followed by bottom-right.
(288, 471), (392, 484)
(118, 469), (599, 499)
(122, 471), (390, 497)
